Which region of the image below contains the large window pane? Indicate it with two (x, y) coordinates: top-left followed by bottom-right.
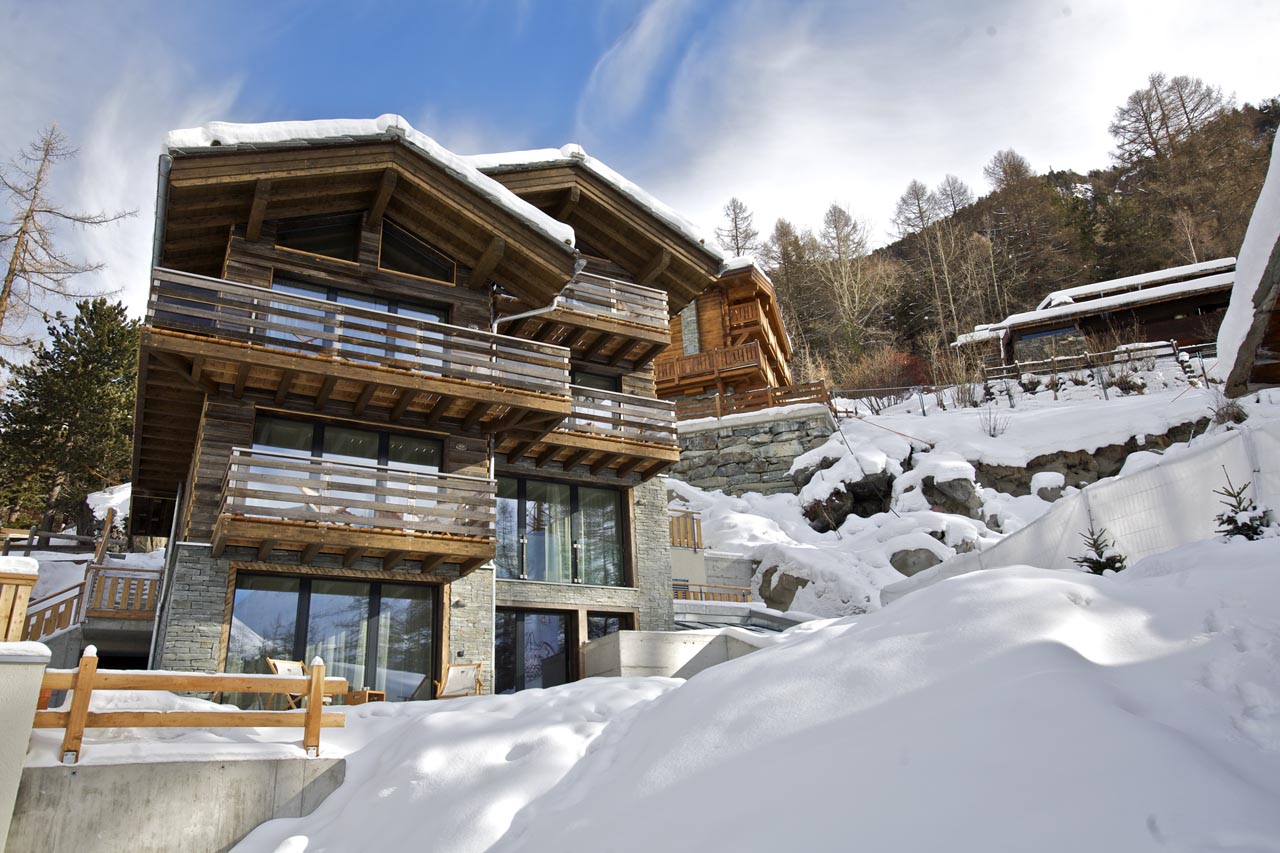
(495, 610), (569, 694)
(322, 426), (380, 521)
(335, 292), (391, 362)
(227, 576), (300, 708)
(579, 487), (623, 586)
(525, 481), (572, 583)
(267, 279), (330, 352)
(587, 613), (627, 641)
(276, 214), (361, 261)
(306, 580), (370, 691)
(248, 418), (315, 516)
(380, 221), (455, 282)
(495, 478), (520, 580)
(377, 584), (435, 702)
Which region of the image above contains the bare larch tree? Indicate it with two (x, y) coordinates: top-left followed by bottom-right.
(715, 196), (760, 256)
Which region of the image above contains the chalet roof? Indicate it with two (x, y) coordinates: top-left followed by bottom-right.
(165, 115), (576, 254)
(1034, 257), (1236, 311)
(464, 145), (726, 265)
(720, 255), (774, 284)
(1220, 138), (1280, 396)
(994, 271), (1234, 331)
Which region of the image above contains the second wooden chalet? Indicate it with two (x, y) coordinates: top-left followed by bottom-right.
(130, 116), (729, 699)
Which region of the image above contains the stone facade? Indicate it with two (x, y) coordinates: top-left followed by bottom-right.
(672, 404), (837, 496)
(152, 543), (228, 673)
(446, 568), (495, 695)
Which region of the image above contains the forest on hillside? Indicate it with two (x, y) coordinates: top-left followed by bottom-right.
(716, 73), (1280, 389)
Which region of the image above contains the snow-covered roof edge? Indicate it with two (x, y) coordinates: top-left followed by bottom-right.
(164, 115), (577, 253)
(464, 145), (726, 264)
(996, 271), (1233, 331)
(1218, 136), (1280, 391)
(1035, 257), (1236, 310)
(719, 255), (774, 285)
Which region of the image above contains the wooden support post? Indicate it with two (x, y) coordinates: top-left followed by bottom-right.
(245, 179), (272, 242)
(469, 236), (506, 288)
(366, 170), (398, 229)
(61, 651), (98, 764)
(24, 526), (36, 557)
(303, 659), (324, 757)
(93, 507), (116, 565)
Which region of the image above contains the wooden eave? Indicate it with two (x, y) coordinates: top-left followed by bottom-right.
(719, 267), (793, 362)
(481, 165), (720, 312)
(501, 310), (670, 372)
(495, 429), (679, 483)
(160, 139), (577, 306)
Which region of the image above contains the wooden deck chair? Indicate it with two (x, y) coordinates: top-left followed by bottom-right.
(266, 657), (333, 710)
(434, 662), (481, 699)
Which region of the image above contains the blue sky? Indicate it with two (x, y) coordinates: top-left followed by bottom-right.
(4, 0), (1280, 321)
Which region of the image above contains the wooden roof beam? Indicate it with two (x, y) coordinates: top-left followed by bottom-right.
(616, 457), (646, 479)
(314, 375), (338, 409)
(301, 543), (323, 564)
(150, 352), (218, 395)
(256, 539), (278, 562)
(555, 186), (580, 221)
(390, 390), (420, 422)
(637, 249), (671, 287)
(245, 179), (272, 243)
(590, 453), (621, 475)
(342, 548), (367, 569)
(535, 446), (560, 468)
(506, 439), (537, 463)
(462, 402), (492, 431)
(423, 395), (452, 426)
(352, 383), (378, 417)
(367, 170), (399, 229)
(561, 449), (589, 471)
(469, 236), (506, 288)
(383, 551), (408, 572)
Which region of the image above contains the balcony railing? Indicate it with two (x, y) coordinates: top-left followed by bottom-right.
(556, 273), (668, 330)
(672, 381), (832, 421)
(672, 582), (752, 603)
(219, 449), (496, 542)
(559, 387), (677, 446)
(23, 565), (162, 642)
(655, 341), (764, 384)
(148, 268), (570, 398)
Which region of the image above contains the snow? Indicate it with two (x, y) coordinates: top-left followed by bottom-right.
(165, 116), (577, 252)
(1030, 470), (1065, 492)
(997, 270), (1234, 330)
(0, 641), (51, 662)
(0, 556), (39, 575)
(1216, 135), (1280, 384)
(718, 255), (773, 284)
(465, 145), (724, 262)
(86, 482), (131, 523)
(1034, 256), (1236, 310)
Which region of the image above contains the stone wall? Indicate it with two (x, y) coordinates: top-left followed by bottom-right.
(152, 543), (227, 672)
(672, 404), (837, 496)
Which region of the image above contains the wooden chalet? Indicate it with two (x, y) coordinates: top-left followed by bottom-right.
(131, 117), (699, 699)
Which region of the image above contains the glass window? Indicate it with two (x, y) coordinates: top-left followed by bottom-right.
(524, 480), (573, 584)
(226, 575), (301, 708)
(495, 609), (570, 694)
(587, 613), (628, 641)
(306, 580), (371, 693)
(579, 487), (623, 586)
(380, 220), (455, 282)
(252, 418), (314, 456)
(377, 584), (435, 702)
(267, 279), (330, 352)
(276, 214), (361, 261)
(572, 371), (620, 392)
(388, 435), (442, 472)
(495, 477), (626, 587)
(495, 478), (521, 580)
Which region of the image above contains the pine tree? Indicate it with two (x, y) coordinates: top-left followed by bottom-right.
(0, 299), (138, 528)
(1072, 526), (1127, 574)
(1212, 470), (1273, 541)
(715, 197), (760, 256)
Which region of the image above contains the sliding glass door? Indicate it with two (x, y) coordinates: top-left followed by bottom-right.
(495, 477), (626, 586)
(495, 609), (571, 694)
(227, 574), (437, 705)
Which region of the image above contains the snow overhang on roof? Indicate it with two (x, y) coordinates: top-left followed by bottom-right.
(1035, 257), (1237, 311)
(996, 271), (1235, 331)
(164, 115), (577, 255)
(719, 255), (775, 285)
(464, 145), (726, 265)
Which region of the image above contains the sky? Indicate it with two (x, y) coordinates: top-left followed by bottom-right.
(3, 0), (1280, 324)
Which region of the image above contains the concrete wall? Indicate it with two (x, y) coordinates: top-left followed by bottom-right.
(8, 758), (344, 853)
(581, 630), (760, 680)
(0, 644), (49, 852)
(673, 404), (836, 496)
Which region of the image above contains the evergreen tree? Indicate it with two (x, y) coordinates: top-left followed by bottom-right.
(1213, 471), (1274, 541)
(1072, 526), (1127, 574)
(0, 299), (138, 528)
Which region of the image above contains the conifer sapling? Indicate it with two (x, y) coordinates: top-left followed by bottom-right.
(1213, 469), (1274, 541)
(1072, 526), (1127, 574)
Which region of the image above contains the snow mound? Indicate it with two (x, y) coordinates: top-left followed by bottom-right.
(87, 482), (131, 523)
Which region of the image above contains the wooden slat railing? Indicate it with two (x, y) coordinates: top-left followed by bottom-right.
(669, 511), (703, 550)
(557, 273), (669, 329)
(1, 569), (37, 641)
(559, 386), (677, 446)
(83, 567), (162, 620)
(221, 449), (496, 540)
(672, 381), (832, 421)
(24, 582), (85, 641)
(655, 341), (764, 384)
(983, 339), (1213, 382)
(34, 651), (349, 763)
(672, 582), (752, 603)
(148, 267), (571, 398)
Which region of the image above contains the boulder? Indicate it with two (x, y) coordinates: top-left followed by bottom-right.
(889, 548), (943, 577)
(802, 469), (895, 532)
(921, 475), (984, 519)
(759, 566), (810, 611)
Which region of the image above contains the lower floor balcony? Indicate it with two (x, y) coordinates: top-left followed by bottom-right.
(211, 449), (496, 572)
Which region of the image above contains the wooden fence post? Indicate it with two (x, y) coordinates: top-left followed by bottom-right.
(303, 658), (324, 757)
(61, 648), (98, 764)
(92, 507), (116, 565)
(24, 526), (36, 557)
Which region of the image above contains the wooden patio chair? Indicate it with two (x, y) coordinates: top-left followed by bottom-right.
(266, 657), (333, 710)
(434, 662), (482, 699)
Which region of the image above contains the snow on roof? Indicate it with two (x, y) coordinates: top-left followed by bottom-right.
(1035, 257), (1236, 311)
(164, 115), (577, 253)
(719, 255), (774, 284)
(1218, 137), (1280, 389)
(465, 145), (725, 264)
(953, 326), (1004, 347)
(996, 270), (1234, 331)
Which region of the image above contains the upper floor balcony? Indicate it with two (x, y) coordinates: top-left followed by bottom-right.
(212, 448), (496, 573)
(497, 385), (679, 481)
(143, 268), (572, 433)
(654, 340), (782, 394)
(497, 273), (670, 372)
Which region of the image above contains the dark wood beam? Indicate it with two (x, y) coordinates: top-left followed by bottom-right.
(314, 375), (338, 408)
(555, 186), (580, 221)
(506, 439), (536, 463)
(489, 408), (530, 433)
(352, 383), (377, 416)
(616, 457), (646, 479)
(462, 402), (492, 431)
(420, 554), (447, 573)
(581, 334), (611, 362)
(531, 322), (558, 343)
(233, 363), (250, 399)
(151, 352), (218, 395)
(383, 551), (408, 572)
(633, 341), (667, 368)
(590, 453), (621, 475)
(423, 395), (452, 426)
(367, 170), (398, 229)
(608, 340), (637, 367)
(562, 328), (589, 351)
(469, 236), (506, 287)
(301, 543), (323, 565)
(390, 390), (419, 422)
(561, 449), (589, 471)
(459, 556), (488, 573)
(640, 459), (675, 481)
(274, 370), (296, 405)
(256, 539), (278, 562)
(245, 179), (272, 242)
(342, 547), (367, 569)
(535, 446), (560, 468)
(637, 249), (671, 287)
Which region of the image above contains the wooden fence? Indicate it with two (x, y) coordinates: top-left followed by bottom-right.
(1, 568), (36, 642)
(672, 582), (752, 603)
(983, 340), (1215, 382)
(672, 381), (832, 421)
(669, 511), (703, 550)
(23, 564), (162, 642)
(34, 652), (349, 763)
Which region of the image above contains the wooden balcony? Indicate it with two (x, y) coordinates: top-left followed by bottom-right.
(498, 273), (670, 371)
(655, 341), (782, 396)
(212, 449), (496, 572)
(672, 381), (832, 421)
(23, 565), (163, 642)
(143, 268), (572, 432)
(497, 386), (679, 481)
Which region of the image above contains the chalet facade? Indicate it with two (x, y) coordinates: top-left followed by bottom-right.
(134, 117), (717, 699)
(956, 258), (1235, 366)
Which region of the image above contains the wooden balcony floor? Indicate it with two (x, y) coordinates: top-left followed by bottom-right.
(496, 430), (679, 481)
(504, 310), (670, 372)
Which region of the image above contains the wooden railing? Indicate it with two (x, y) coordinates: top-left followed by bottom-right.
(672, 582), (752, 603)
(23, 564), (163, 641)
(559, 387), (677, 446)
(221, 449), (496, 541)
(558, 273), (668, 330)
(148, 267), (571, 398)
(672, 381), (832, 421)
(669, 511), (703, 550)
(1, 568), (36, 641)
(655, 341), (764, 384)
(984, 340), (1214, 382)
(35, 651), (348, 763)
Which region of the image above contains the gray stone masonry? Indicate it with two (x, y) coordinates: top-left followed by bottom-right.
(447, 567), (495, 694)
(673, 404), (836, 496)
(154, 543), (228, 673)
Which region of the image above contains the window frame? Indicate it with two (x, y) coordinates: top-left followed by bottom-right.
(377, 219), (458, 286)
(252, 413), (445, 472)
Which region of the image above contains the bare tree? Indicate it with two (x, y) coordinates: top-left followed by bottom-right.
(715, 196), (760, 256)
(1109, 73), (1227, 165)
(0, 125), (131, 347)
(982, 149), (1034, 191)
(891, 179), (938, 236)
(935, 174), (974, 216)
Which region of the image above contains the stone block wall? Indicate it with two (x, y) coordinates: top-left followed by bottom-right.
(446, 568), (494, 694)
(672, 404), (837, 496)
(152, 543), (228, 672)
